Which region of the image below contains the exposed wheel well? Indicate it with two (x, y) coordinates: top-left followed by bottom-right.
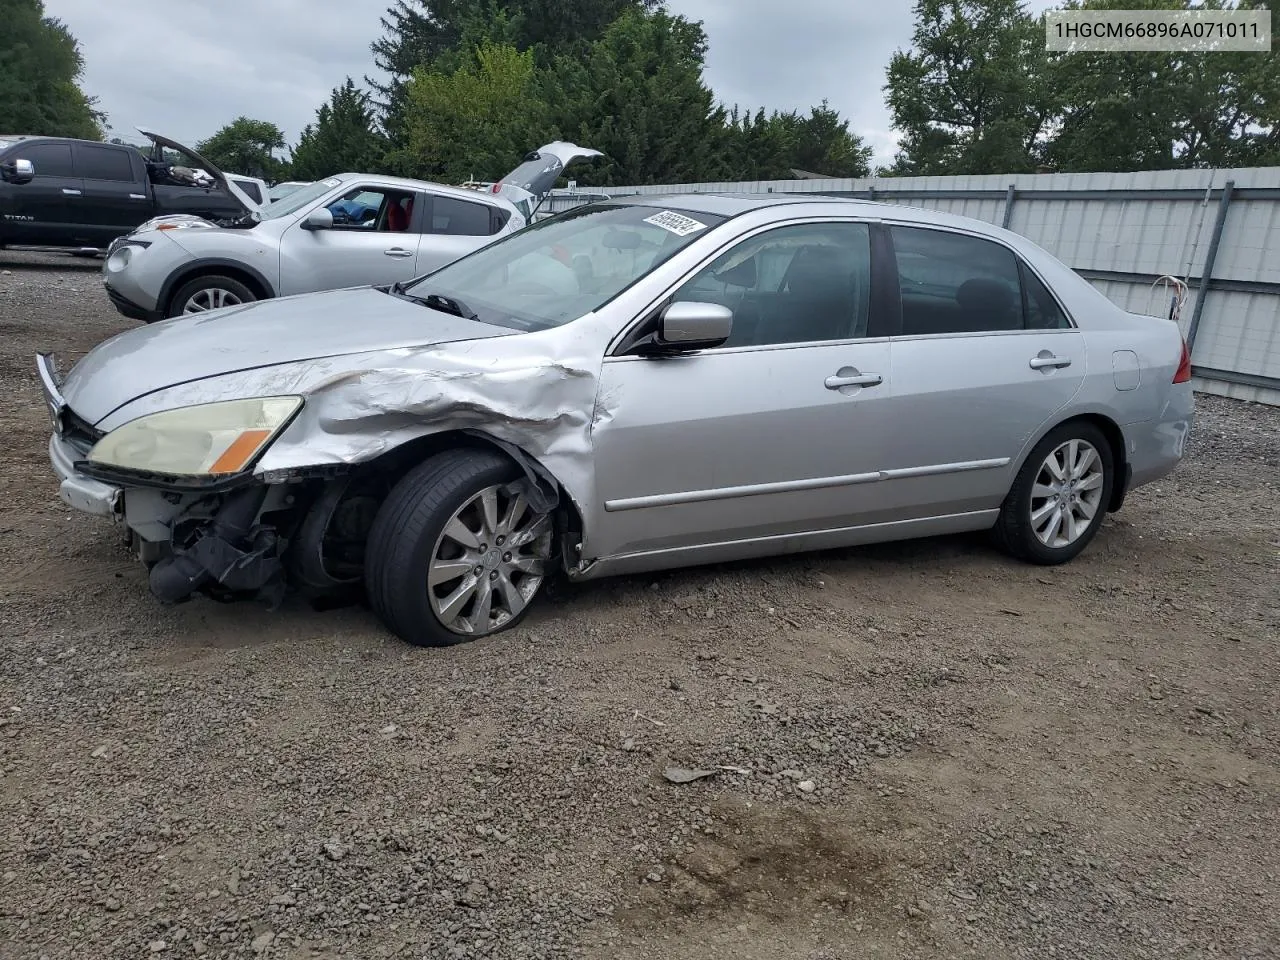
(339, 431), (586, 561)
(162, 265), (272, 314)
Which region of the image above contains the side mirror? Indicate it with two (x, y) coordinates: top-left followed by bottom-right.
(302, 207), (334, 231)
(1, 158), (35, 184)
(640, 301), (732, 354)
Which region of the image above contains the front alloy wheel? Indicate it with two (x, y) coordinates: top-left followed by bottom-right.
(428, 484), (552, 636)
(364, 449), (555, 647)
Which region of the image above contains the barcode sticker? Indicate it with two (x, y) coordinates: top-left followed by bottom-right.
(643, 211), (709, 237)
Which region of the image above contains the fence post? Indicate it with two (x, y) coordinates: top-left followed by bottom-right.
(1186, 179), (1235, 352)
(1001, 183), (1017, 229)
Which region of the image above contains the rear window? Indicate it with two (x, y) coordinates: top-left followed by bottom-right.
(431, 196), (495, 236)
(76, 145), (136, 182)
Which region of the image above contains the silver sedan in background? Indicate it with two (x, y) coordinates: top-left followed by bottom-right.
(39, 193), (1194, 648)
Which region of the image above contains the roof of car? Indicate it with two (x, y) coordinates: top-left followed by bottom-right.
(604, 190), (1021, 239)
(332, 171), (508, 206)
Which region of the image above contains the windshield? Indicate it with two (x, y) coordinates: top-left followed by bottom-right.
(400, 203), (728, 331)
(258, 178), (342, 220)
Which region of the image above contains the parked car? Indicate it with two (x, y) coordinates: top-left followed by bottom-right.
(99, 141), (604, 321)
(37, 194), (1194, 648)
(0, 129), (257, 251)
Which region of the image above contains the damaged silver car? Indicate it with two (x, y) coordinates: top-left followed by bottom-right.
(39, 194), (1194, 647)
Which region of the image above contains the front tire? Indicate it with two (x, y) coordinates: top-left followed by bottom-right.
(166, 274), (256, 318)
(992, 421), (1114, 565)
(364, 450), (555, 647)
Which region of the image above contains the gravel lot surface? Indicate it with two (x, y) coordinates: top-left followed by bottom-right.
(1, 248), (1278, 960)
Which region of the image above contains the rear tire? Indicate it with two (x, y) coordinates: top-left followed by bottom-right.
(992, 421), (1114, 565)
(166, 274), (256, 318)
(364, 449), (555, 648)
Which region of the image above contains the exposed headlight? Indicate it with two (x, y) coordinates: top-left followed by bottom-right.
(88, 397), (302, 478)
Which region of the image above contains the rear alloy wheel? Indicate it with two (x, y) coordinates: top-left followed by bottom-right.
(992, 421), (1114, 565)
(167, 274), (256, 318)
(364, 450), (554, 647)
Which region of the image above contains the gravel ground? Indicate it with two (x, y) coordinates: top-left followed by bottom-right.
(1, 249), (1278, 960)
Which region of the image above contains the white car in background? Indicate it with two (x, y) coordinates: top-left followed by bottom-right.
(100, 142), (603, 321)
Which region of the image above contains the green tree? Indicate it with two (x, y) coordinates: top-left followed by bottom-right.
(884, 0), (1053, 175)
(369, 0), (657, 144)
(291, 79), (387, 180)
(721, 102), (873, 180)
(1045, 0), (1280, 171)
(396, 41), (548, 183)
(541, 7), (730, 185)
(195, 117), (288, 180)
(0, 0), (104, 139)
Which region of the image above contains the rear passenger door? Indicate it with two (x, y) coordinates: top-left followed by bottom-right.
(416, 193), (505, 273)
(72, 142), (150, 246)
(883, 223), (1085, 518)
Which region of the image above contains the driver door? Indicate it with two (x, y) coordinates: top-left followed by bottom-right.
(587, 219), (897, 563)
(279, 185), (426, 296)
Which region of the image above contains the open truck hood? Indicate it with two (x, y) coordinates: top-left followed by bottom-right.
(136, 127), (259, 218)
(491, 142), (604, 217)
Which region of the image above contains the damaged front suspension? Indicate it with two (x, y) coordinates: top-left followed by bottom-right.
(148, 486), (286, 608)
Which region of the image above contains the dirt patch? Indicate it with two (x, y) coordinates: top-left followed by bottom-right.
(1, 249), (1278, 960)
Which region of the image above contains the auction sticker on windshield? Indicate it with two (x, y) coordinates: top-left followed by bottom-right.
(644, 211), (709, 237)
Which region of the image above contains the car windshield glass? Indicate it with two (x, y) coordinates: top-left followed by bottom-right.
(400, 203), (727, 331)
(257, 179), (342, 220)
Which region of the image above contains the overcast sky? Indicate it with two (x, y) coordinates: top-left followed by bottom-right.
(45, 0), (1058, 173)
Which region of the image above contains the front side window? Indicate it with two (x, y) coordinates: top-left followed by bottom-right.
(76, 145), (135, 182)
(890, 225), (1071, 334)
(400, 203), (728, 332)
(17, 142), (75, 179)
(430, 195), (495, 236)
(326, 186), (418, 232)
(671, 221), (874, 348)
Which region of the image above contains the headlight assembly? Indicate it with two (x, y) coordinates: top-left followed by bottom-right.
(87, 396), (302, 478)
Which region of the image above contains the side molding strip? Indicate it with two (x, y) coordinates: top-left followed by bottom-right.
(603, 458), (1010, 513)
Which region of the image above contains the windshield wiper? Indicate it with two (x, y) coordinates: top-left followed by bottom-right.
(386, 284), (481, 321)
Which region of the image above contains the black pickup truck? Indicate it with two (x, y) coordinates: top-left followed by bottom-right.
(0, 129), (256, 252)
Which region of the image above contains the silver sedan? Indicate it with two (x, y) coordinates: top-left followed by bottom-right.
(38, 194), (1194, 647)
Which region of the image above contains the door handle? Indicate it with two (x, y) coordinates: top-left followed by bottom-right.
(129, 193), (146, 200)
(62, 188), (82, 196)
(825, 372), (883, 390)
(1029, 355), (1072, 370)
(384, 247), (414, 258)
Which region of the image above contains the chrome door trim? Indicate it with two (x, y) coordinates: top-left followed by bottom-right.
(602, 457), (1010, 513)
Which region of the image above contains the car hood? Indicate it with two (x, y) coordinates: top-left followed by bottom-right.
(137, 127), (258, 217)
(60, 286), (513, 425)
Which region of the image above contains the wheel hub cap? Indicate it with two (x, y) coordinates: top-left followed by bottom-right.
(1029, 439), (1105, 549)
(426, 484), (553, 637)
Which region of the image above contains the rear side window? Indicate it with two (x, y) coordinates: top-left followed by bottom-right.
(233, 180), (262, 203)
(18, 142), (75, 178)
(431, 196), (495, 236)
(890, 226), (1028, 335)
(76, 144), (136, 182)
(1020, 261), (1071, 329)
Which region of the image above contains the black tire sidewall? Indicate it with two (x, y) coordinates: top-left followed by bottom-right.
(1006, 422), (1115, 565)
(366, 452), (529, 647)
(166, 275), (256, 318)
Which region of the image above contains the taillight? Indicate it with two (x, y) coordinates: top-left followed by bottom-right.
(1173, 339), (1192, 384)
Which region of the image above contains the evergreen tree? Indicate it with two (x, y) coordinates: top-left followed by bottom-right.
(291, 78), (387, 180)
